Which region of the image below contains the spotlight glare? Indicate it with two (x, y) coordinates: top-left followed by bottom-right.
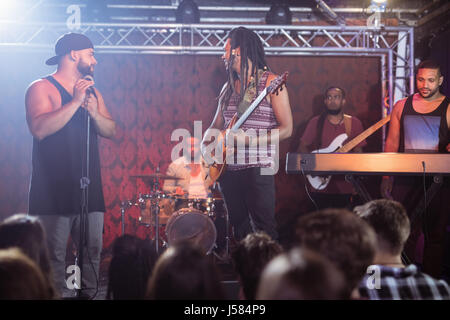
(0, 0), (18, 20)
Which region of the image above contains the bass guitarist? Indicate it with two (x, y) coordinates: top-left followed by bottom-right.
(299, 86), (366, 210)
(201, 27), (293, 241)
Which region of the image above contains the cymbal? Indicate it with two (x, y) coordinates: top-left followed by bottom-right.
(130, 174), (182, 180)
(166, 193), (224, 201)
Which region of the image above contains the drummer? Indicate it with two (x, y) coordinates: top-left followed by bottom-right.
(163, 136), (214, 209)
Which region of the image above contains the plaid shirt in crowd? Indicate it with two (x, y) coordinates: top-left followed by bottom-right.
(358, 264), (450, 300)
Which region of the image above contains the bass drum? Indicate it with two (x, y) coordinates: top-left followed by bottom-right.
(165, 208), (217, 254)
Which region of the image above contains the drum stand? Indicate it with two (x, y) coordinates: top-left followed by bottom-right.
(119, 194), (165, 255)
(152, 189), (161, 255)
(121, 172), (184, 256)
(146, 175), (164, 255)
(119, 181), (164, 255)
(120, 201), (127, 236)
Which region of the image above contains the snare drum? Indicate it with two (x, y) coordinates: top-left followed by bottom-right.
(138, 194), (175, 226)
(165, 208), (217, 254)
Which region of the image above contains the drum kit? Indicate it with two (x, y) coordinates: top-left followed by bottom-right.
(120, 173), (230, 258)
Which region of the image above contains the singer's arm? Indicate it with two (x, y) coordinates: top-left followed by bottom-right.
(87, 88), (116, 139)
(26, 79), (88, 141)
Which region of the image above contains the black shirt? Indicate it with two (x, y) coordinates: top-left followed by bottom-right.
(28, 76), (105, 215)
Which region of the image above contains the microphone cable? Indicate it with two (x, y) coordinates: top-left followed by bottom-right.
(300, 160), (319, 212)
(422, 161), (429, 244)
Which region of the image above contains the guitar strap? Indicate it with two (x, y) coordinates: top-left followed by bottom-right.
(343, 114), (352, 138)
(313, 113), (352, 151)
(237, 69), (266, 117)
(314, 113), (327, 150)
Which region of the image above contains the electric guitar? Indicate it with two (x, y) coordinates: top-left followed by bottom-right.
(307, 114), (391, 190)
(208, 72), (289, 183)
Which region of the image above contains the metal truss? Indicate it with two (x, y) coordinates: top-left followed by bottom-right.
(0, 21), (414, 144)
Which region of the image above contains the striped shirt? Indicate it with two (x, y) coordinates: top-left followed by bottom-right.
(222, 71), (279, 170)
(359, 264), (450, 300)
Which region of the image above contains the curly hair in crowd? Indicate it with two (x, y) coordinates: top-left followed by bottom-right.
(231, 231), (283, 300)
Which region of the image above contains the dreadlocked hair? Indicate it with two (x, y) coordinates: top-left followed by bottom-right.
(219, 27), (270, 111)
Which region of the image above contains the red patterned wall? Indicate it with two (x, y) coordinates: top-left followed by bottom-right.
(0, 52), (381, 250)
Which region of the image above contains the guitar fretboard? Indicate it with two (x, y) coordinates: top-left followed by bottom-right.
(337, 114), (391, 153)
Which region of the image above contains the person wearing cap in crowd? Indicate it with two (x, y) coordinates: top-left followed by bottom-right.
(25, 33), (116, 298)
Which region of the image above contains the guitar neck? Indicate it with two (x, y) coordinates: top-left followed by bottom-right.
(231, 87), (269, 131)
(337, 114), (391, 153)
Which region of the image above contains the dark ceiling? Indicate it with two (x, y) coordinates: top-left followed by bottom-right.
(4, 0), (450, 43)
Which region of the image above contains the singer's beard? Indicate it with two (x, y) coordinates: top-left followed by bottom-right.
(77, 60), (94, 77)
(326, 108), (342, 115)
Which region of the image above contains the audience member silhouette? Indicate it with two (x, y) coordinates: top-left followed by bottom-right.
(231, 231), (283, 299)
(107, 234), (158, 300)
(295, 208), (376, 298)
(0, 248), (53, 299)
(146, 242), (225, 300)
(355, 199), (450, 300)
(0, 213), (56, 298)
(256, 247), (348, 299)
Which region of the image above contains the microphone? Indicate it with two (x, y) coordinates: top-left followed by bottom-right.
(83, 75), (97, 98)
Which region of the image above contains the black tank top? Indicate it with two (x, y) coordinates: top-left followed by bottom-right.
(28, 76), (105, 215)
(399, 94), (449, 153)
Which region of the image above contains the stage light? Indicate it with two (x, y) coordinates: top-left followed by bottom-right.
(266, 4), (292, 25)
(369, 0), (387, 13)
(367, 0), (387, 28)
(314, 0), (345, 25)
(176, 0), (200, 24)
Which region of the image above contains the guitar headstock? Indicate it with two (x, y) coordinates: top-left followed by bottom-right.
(267, 71), (288, 95)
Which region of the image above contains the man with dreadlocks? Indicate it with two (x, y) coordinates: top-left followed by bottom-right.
(202, 27), (293, 241)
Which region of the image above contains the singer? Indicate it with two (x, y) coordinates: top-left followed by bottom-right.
(25, 32), (116, 298)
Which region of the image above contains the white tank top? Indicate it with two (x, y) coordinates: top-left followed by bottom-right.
(188, 171), (207, 199)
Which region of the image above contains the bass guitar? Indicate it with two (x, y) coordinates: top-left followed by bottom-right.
(307, 114), (391, 190)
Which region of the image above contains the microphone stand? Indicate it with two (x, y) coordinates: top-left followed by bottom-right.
(77, 88), (93, 299)
(153, 173), (160, 255)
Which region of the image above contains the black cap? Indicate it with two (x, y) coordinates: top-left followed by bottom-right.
(45, 33), (94, 66)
